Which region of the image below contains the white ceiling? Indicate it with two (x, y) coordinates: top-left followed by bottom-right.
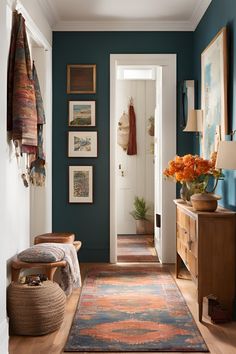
(38, 0), (212, 31)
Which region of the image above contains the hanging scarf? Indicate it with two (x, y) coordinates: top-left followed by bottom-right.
(7, 12), (37, 154)
(127, 98), (137, 155)
(29, 62), (46, 186)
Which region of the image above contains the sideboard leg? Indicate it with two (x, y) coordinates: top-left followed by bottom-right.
(198, 297), (203, 322)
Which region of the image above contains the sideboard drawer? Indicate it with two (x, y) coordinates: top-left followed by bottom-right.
(176, 224), (188, 245)
(177, 208), (190, 232)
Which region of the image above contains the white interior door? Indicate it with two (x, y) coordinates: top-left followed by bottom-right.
(116, 79), (155, 234)
(154, 65), (176, 263)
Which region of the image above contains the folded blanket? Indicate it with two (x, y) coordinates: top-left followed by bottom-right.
(32, 243), (81, 296)
(56, 243), (81, 296)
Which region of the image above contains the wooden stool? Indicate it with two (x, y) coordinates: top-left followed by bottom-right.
(34, 232), (75, 244)
(11, 241), (82, 282)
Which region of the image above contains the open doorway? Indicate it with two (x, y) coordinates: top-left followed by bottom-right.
(110, 54), (177, 264)
(115, 65), (157, 262)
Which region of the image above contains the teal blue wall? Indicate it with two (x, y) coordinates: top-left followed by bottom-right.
(194, 0), (236, 210)
(52, 31), (194, 261)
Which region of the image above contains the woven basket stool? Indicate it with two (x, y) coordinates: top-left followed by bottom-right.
(7, 280), (66, 336)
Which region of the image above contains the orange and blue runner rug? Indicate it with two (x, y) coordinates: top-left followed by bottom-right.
(117, 235), (158, 262)
(65, 266), (208, 352)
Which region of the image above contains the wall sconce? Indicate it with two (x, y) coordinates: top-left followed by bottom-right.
(182, 80), (195, 128)
(183, 109), (203, 133)
(215, 141), (236, 170)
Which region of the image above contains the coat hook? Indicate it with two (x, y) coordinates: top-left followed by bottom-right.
(129, 96), (134, 106)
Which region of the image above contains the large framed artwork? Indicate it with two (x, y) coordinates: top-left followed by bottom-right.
(67, 64), (96, 94)
(68, 131), (98, 157)
(201, 27), (228, 159)
(69, 166), (93, 203)
(68, 101), (96, 127)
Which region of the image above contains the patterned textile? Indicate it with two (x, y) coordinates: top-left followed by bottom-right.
(7, 12), (37, 154)
(29, 63), (46, 186)
(65, 266), (209, 352)
(18, 244), (65, 263)
(127, 100), (137, 155)
(117, 235), (158, 262)
(33, 62), (45, 126)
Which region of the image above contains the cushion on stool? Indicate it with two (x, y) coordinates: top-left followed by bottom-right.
(18, 244), (65, 263)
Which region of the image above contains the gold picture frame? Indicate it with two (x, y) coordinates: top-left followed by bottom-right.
(67, 64), (96, 94)
(201, 27), (228, 159)
(69, 166), (93, 203)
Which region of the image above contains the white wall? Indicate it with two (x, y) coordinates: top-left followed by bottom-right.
(0, 3), (11, 352)
(116, 79), (155, 234)
(0, 1), (52, 352)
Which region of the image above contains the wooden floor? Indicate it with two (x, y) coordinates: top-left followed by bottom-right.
(9, 263), (236, 354)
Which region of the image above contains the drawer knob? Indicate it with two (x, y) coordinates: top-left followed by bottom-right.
(187, 240), (193, 250)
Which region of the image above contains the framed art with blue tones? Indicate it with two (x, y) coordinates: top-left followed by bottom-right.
(201, 27), (228, 159)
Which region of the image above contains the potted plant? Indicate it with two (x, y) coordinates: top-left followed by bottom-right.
(130, 196), (154, 234)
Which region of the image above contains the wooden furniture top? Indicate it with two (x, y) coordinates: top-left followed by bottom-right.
(34, 232), (75, 244)
(174, 199), (236, 218)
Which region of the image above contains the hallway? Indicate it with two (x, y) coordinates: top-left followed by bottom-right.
(117, 235), (158, 262)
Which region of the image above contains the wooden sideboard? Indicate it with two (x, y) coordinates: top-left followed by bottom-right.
(174, 199), (236, 321)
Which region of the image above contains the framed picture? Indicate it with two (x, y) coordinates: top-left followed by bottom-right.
(68, 100), (96, 127)
(69, 166), (93, 203)
(68, 131), (98, 157)
(201, 27), (228, 159)
(67, 64), (96, 94)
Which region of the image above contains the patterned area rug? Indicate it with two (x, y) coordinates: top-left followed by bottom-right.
(117, 235), (158, 262)
(65, 266), (208, 352)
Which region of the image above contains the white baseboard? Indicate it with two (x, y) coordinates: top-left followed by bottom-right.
(0, 318), (9, 354)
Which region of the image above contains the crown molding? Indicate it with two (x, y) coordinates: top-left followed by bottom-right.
(37, 0), (60, 27)
(190, 0), (212, 31)
(35, 0), (212, 32)
(53, 20), (195, 32)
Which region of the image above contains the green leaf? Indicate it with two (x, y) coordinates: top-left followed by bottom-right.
(130, 196), (149, 220)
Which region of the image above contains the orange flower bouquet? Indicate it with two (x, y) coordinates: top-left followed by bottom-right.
(163, 153), (223, 201)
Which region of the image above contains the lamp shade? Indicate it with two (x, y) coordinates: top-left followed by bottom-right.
(216, 141), (236, 169)
(183, 109), (203, 132)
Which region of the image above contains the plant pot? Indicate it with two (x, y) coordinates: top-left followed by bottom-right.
(190, 193), (221, 212)
(136, 219), (154, 235)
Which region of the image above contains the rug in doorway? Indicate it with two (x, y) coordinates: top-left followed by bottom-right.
(117, 235), (158, 262)
(64, 266), (208, 352)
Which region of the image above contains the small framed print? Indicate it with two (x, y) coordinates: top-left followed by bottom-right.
(69, 101), (96, 127)
(67, 64), (96, 94)
(69, 166), (93, 203)
(68, 131), (98, 157)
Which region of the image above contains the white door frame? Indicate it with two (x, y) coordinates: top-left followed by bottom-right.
(110, 54), (176, 264)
